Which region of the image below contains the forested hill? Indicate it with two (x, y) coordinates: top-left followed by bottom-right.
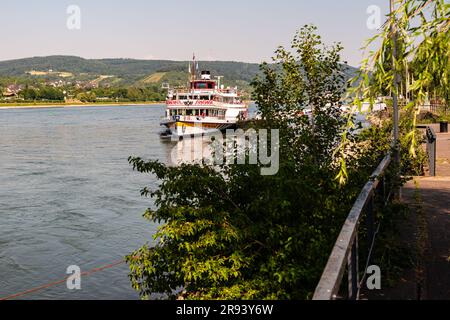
(0, 56), (262, 83)
(0, 56), (358, 86)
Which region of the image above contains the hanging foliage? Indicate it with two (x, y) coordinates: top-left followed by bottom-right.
(336, 0), (449, 184)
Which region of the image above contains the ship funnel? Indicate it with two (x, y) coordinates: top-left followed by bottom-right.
(201, 71), (211, 80)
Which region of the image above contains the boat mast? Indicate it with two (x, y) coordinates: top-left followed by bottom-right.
(191, 53), (197, 82)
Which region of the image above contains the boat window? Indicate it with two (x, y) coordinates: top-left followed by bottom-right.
(195, 82), (207, 89)
(192, 81), (215, 90)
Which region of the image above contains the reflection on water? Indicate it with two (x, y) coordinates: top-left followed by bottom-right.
(167, 137), (215, 166)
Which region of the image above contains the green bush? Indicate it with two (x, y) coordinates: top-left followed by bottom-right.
(126, 26), (425, 300)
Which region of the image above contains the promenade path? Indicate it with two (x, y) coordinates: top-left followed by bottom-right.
(388, 131), (450, 300)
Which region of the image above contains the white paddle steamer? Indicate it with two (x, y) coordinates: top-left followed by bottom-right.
(161, 56), (248, 138)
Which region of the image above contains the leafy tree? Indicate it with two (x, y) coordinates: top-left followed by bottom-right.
(126, 25), (388, 300)
(20, 87), (38, 100)
(76, 92), (97, 103)
(112, 88), (129, 99)
(38, 87), (65, 101)
(126, 88), (142, 102)
(337, 0), (449, 182)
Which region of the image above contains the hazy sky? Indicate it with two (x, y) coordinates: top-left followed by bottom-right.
(0, 0), (390, 67)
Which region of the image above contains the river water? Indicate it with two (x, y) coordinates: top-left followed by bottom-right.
(0, 105), (173, 300)
(1, 103), (350, 300)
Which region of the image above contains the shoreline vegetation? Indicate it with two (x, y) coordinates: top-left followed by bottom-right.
(0, 101), (164, 110)
(0, 100), (256, 110)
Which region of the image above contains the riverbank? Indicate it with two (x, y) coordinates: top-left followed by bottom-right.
(0, 101), (163, 110)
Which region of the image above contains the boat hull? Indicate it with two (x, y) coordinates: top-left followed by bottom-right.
(163, 121), (236, 138)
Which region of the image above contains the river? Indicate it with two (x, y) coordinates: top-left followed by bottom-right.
(0, 105), (172, 300)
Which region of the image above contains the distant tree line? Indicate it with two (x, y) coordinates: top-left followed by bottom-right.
(20, 86), (65, 101)
(1, 83), (167, 103)
(74, 85), (166, 102)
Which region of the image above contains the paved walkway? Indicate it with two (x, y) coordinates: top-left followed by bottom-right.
(398, 132), (450, 300)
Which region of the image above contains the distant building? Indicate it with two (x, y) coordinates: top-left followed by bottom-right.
(47, 80), (66, 88)
(2, 84), (23, 97)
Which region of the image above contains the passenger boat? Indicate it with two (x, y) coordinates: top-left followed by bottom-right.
(160, 55), (248, 138)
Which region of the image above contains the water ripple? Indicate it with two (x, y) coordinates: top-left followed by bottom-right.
(0, 105), (167, 300)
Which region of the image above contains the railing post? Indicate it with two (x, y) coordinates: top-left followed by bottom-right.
(366, 193), (375, 257)
(427, 128), (436, 176)
(348, 235), (359, 300)
(430, 135), (436, 177)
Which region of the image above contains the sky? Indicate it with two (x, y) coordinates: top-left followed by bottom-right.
(0, 0), (391, 67)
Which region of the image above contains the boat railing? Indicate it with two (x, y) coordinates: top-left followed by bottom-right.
(171, 115), (226, 122)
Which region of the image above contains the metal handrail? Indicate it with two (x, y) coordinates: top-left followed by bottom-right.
(313, 125), (437, 300)
(313, 153), (392, 300)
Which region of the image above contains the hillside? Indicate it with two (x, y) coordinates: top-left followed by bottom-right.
(0, 56), (358, 89)
(0, 56), (262, 84)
